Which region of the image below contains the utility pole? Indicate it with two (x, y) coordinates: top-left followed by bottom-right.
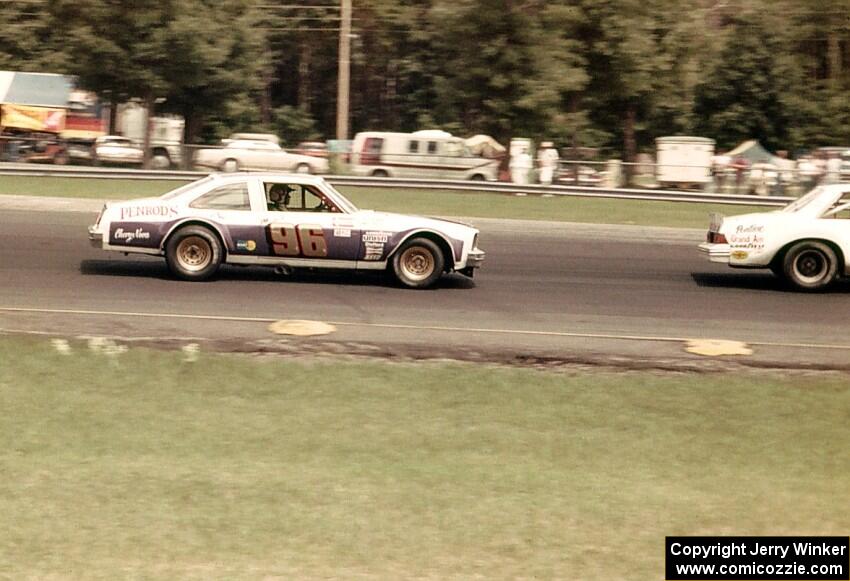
(336, 0), (352, 140)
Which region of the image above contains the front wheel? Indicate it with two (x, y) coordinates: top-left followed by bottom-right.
(392, 238), (445, 289)
(165, 226), (223, 281)
(222, 158), (239, 173)
(295, 163), (311, 174)
(782, 241), (839, 291)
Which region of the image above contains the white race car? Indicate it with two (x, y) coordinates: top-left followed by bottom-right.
(699, 184), (850, 290)
(88, 173), (484, 288)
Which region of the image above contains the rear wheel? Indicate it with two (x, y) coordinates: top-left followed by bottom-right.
(151, 153), (171, 169)
(392, 237), (444, 289)
(371, 169), (389, 178)
(469, 173), (486, 181)
(165, 226), (223, 281)
(295, 163), (311, 174)
(222, 158), (239, 173)
(782, 241), (839, 291)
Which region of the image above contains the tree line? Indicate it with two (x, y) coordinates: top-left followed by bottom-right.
(2, 0), (850, 159)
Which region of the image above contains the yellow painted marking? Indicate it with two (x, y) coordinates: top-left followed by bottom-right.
(685, 339), (753, 357)
(268, 320), (336, 337)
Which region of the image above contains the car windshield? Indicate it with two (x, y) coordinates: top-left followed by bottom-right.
(160, 176), (215, 200)
(323, 182), (358, 213)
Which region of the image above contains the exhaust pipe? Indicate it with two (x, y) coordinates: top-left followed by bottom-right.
(274, 265), (293, 276)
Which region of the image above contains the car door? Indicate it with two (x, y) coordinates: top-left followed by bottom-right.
(259, 182), (361, 265)
(187, 180), (261, 256)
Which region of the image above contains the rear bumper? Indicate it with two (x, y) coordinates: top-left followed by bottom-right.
(88, 226), (103, 248)
(698, 242), (730, 263)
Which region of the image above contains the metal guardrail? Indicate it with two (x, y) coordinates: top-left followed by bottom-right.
(0, 163), (792, 207)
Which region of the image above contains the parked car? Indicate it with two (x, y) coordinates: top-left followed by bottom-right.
(555, 164), (603, 186)
(193, 140), (329, 174)
(88, 173), (484, 288)
(93, 135), (144, 165)
(699, 184), (850, 290)
(350, 130), (500, 181)
(294, 141), (329, 158)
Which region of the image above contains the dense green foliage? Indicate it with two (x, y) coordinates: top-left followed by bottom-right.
(3, 0), (850, 154)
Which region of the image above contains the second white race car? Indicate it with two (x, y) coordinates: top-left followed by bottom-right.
(699, 184), (850, 290)
(88, 173), (484, 288)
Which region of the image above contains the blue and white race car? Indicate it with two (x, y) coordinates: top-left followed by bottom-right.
(88, 173), (484, 288)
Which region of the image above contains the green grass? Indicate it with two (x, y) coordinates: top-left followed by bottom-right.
(0, 175), (183, 199)
(1, 337), (847, 579)
(0, 175), (770, 227)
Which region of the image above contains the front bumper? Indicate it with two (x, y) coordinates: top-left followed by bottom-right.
(466, 248), (485, 268)
(88, 226), (103, 248)
(698, 242), (730, 263)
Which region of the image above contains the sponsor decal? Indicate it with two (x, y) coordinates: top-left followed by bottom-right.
(119, 205), (178, 220)
(334, 228), (352, 238)
(236, 239), (257, 252)
(364, 241), (385, 261)
(113, 227), (151, 243)
(731, 250), (749, 260)
(362, 231), (391, 243)
(735, 224), (764, 234)
(729, 233), (765, 250)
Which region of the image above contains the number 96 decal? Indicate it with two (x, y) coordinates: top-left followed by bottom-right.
(267, 223), (328, 257)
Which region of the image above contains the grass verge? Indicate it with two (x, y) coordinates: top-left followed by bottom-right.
(0, 175), (771, 228)
(1, 336), (847, 579)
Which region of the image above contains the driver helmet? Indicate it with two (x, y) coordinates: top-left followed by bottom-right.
(269, 184), (293, 205)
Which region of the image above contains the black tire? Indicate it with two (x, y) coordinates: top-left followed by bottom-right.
(782, 241), (839, 291)
(371, 169), (389, 178)
(392, 237), (444, 289)
(165, 226), (223, 281)
(469, 173), (486, 181)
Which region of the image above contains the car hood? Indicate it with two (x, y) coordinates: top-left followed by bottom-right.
(354, 210), (477, 237)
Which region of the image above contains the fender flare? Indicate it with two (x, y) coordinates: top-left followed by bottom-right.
(391, 229), (457, 271)
(161, 219), (229, 257)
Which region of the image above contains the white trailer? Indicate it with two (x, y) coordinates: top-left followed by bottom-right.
(115, 102), (184, 168)
(656, 136), (715, 187)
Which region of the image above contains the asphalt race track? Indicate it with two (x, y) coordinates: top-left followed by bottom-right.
(3, 205), (850, 369)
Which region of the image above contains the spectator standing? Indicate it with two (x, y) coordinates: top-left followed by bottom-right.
(711, 150), (731, 192)
(775, 151), (794, 196)
(537, 141), (559, 185)
(510, 146), (533, 185)
(826, 152), (842, 185)
(798, 156), (820, 192)
(730, 157), (749, 194)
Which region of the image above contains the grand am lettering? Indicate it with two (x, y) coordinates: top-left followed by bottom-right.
(119, 205), (178, 220)
(729, 224), (766, 251)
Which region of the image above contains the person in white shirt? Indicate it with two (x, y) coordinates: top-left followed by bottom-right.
(537, 141), (559, 185)
(825, 153), (842, 185)
(510, 147), (533, 185)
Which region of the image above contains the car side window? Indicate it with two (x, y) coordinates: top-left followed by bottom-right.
(408, 140), (419, 153)
(189, 183), (251, 211)
(427, 141), (437, 154)
(264, 183), (338, 213)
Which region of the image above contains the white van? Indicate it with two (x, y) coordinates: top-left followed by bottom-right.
(350, 130), (500, 181)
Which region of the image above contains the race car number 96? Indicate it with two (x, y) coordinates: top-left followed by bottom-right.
(268, 224), (328, 257)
